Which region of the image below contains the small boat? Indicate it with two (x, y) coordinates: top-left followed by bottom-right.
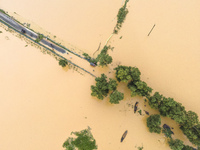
(120, 130), (128, 142)
(134, 102), (138, 113)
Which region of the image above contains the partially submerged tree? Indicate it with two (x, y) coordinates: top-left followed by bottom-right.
(128, 80), (152, 97)
(114, 65), (141, 83)
(91, 74), (109, 100)
(108, 78), (118, 91)
(63, 127), (97, 150)
(109, 90), (124, 104)
(168, 139), (184, 150)
(96, 46), (112, 67)
(59, 59), (68, 67)
(147, 114), (162, 134)
(158, 97), (186, 124)
(148, 92), (163, 109)
(180, 123), (200, 146)
(114, 0), (129, 34)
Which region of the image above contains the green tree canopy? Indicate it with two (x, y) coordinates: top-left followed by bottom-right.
(168, 139), (184, 150)
(91, 74), (109, 100)
(63, 127), (97, 150)
(182, 145), (196, 150)
(183, 111), (199, 129)
(158, 97), (186, 124)
(148, 92), (163, 109)
(59, 59), (68, 67)
(180, 124), (200, 146)
(114, 65), (141, 83)
(109, 90), (124, 104)
(147, 114), (162, 134)
(108, 78), (118, 91)
(128, 80), (152, 97)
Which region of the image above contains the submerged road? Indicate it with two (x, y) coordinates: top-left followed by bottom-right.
(0, 12), (70, 53)
(0, 11), (96, 77)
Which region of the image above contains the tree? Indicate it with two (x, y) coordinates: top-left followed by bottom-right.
(182, 145), (196, 150)
(146, 114), (162, 134)
(97, 53), (112, 67)
(63, 127), (97, 150)
(114, 65), (141, 83)
(95, 46), (113, 67)
(91, 74), (109, 100)
(109, 90), (124, 104)
(108, 78), (118, 91)
(59, 59), (68, 67)
(183, 111), (199, 129)
(180, 123), (200, 146)
(128, 80), (152, 97)
(168, 139), (184, 150)
(148, 92), (163, 109)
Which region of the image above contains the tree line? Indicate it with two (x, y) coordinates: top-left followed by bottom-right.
(91, 65), (200, 150)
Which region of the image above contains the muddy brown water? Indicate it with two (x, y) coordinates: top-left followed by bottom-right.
(0, 0), (200, 149)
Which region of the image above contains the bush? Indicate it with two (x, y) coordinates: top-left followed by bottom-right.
(147, 114), (161, 134)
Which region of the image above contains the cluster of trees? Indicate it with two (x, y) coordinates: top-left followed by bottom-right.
(168, 138), (199, 150)
(96, 46), (113, 67)
(91, 64), (200, 149)
(91, 74), (124, 104)
(146, 114), (161, 134)
(35, 33), (44, 43)
(114, 65), (152, 97)
(59, 59), (68, 67)
(83, 46), (113, 67)
(63, 127), (97, 150)
(147, 92), (200, 147)
(113, 0), (129, 34)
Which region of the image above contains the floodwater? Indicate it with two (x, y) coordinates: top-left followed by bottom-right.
(0, 0), (200, 150)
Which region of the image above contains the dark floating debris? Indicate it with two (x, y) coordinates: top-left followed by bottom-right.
(144, 110), (149, 115)
(134, 102), (138, 113)
(121, 130), (128, 142)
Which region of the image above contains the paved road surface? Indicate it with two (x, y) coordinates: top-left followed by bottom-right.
(0, 12), (65, 53)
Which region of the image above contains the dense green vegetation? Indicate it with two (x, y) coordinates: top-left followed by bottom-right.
(96, 46), (112, 67)
(91, 73), (124, 103)
(168, 139), (184, 150)
(35, 33), (44, 42)
(63, 127), (97, 150)
(109, 90), (124, 104)
(83, 46), (113, 67)
(146, 114), (162, 134)
(114, 0), (129, 34)
(59, 59), (68, 67)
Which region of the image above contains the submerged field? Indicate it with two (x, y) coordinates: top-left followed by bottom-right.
(0, 0), (200, 150)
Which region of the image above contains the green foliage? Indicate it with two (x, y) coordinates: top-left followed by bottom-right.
(162, 127), (173, 139)
(109, 90), (124, 104)
(114, 65), (141, 83)
(183, 111), (199, 129)
(147, 114), (162, 134)
(168, 139), (184, 150)
(158, 97), (186, 124)
(182, 145), (195, 150)
(128, 80), (152, 97)
(180, 124), (200, 146)
(0, 31), (2, 33)
(114, 0), (129, 34)
(83, 53), (92, 60)
(91, 74), (109, 100)
(63, 127), (97, 150)
(148, 92), (163, 109)
(108, 78), (118, 91)
(96, 46), (112, 67)
(59, 59), (68, 67)
(35, 34), (44, 42)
